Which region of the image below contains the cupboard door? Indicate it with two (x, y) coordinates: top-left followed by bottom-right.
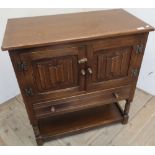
(86, 34), (148, 91)
(18, 45), (86, 103)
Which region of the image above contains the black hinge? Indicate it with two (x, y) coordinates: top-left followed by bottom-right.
(131, 69), (139, 77)
(25, 88), (33, 96)
(135, 44), (144, 54)
(17, 62), (28, 71)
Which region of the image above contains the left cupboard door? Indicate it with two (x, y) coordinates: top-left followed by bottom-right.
(16, 45), (86, 103)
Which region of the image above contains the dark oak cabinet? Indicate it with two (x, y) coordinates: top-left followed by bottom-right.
(1, 9), (154, 145)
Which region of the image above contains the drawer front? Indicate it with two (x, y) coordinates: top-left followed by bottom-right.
(86, 33), (148, 91)
(33, 85), (132, 118)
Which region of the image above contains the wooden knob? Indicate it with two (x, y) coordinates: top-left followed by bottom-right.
(113, 93), (119, 99)
(51, 106), (55, 112)
(87, 67), (93, 74)
(81, 69), (86, 76)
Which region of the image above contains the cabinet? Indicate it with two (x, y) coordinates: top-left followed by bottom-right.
(1, 9), (154, 145)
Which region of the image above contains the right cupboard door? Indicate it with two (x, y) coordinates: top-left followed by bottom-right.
(86, 34), (148, 91)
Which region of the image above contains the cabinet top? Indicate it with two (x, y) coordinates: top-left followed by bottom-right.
(1, 9), (154, 51)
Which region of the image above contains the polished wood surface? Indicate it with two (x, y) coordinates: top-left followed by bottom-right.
(2, 9), (154, 145)
(1, 9), (154, 51)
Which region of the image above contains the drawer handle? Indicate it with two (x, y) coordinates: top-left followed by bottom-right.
(81, 69), (86, 76)
(50, 106), (55, 112)
(113, 93), (119, 99)
(87, 67), (93, 74)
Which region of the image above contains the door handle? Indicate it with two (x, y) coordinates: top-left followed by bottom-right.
(87, 67), (93, 74)
(81, 69), (86, 76)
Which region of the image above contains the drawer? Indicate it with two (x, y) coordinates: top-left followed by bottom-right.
(33, 85), (132, 118)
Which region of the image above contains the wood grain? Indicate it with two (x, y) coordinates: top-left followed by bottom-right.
(1, 9), (154, 51)
(110, 97), (155, 145)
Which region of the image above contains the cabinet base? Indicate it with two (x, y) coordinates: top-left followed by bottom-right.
(35, 103), (125, 145)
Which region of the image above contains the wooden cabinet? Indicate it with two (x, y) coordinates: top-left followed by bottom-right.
(1, 9), (154, 145)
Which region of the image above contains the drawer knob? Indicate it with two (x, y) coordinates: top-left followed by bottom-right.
(113, 93), (119, 99)
(51, 106), (55, 112)
(81, 69), (86, 76)
(87, 67), (93, 74)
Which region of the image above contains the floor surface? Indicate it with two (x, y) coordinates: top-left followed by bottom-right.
(0, 88), (154, 146)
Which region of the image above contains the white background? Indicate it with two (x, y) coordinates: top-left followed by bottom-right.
(0, 8), (155, 104)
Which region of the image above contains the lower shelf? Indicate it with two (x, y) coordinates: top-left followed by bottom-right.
(38, 103), (123, 141)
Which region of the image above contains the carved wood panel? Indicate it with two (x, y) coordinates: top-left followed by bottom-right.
(92, 46), (132, 82)
(33, 56), (78, 92)
(92, 47), (132, 81)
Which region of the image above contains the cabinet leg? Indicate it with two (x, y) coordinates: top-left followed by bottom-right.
(36, 136), (43, 146)
(122, 100), (131, 124)
(32, 125), (43, 146)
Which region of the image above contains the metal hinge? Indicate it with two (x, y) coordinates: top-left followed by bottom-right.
(25, 88), (33, 96)
(17, 62), (28, 71)
(131, 69), (139, 77)
(135, 44), (144, 54)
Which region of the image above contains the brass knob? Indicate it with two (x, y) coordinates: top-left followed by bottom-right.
(51, 106), (55, 112)
(113, 93), (119, 99)
(81, 69), (86, 76)
(87, 67), (93, 74)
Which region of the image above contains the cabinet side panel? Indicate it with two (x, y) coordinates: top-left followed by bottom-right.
(9, 51), (37, 125)
(128, 33), (149, 102)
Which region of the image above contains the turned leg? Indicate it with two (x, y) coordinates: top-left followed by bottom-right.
(32, 125), (43, 146)
(122, 99), (131, 124)
(36, 136), (43, 146)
